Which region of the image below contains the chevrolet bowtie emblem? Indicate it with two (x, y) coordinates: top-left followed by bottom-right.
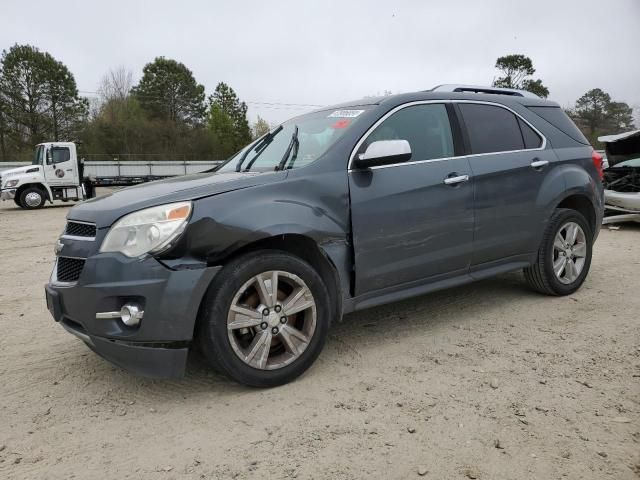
(54, 240), (64, 256)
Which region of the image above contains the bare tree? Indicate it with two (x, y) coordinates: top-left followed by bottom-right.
(98, 66), (133, 103)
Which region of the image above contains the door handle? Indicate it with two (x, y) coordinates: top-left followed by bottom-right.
(530, 160), (549, 169)
(443, 174), (470, 186)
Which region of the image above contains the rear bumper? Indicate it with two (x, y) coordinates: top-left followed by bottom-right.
(0, 188), (16, 200)
(45, 254), (221, 378)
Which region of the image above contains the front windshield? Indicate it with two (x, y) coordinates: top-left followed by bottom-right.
(32, 145), (44, 165)
(218, 108), (370, 172)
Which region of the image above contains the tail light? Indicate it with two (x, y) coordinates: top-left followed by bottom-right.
(592, 150), (604, 180)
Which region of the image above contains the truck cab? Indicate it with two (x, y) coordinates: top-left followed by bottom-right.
(0, 142), (88, 209)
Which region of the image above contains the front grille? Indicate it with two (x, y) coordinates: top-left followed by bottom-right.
(65, 221), (96, 238)
(57, 257), (85, 283)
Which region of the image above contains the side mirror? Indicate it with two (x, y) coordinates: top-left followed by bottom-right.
(46, 148), (53, 165)
(352, 140), (412, 169)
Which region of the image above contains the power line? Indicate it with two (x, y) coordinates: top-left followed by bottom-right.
(78, 90), (325, 109)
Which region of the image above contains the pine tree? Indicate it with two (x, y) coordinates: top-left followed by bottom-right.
(0, 44), (87, 157)
(132, 57), (206, 126)
(208, 82), (252, 156)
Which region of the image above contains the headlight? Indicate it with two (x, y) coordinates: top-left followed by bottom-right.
(5, 179), (19, 188)
(100, 202), (192, 257)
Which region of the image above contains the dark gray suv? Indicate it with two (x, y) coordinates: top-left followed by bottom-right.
(45, 85), (604, 386)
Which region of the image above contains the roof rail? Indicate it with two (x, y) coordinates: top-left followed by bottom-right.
(430, 84), (540, 99)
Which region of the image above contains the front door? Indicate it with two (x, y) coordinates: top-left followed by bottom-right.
(349, 103), (474, 296)
(44, 145), (77, 186)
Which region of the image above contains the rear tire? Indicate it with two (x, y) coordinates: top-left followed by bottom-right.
(198, 250), (331, 387)
(19, 187), (46, 209)
(524, 208), (593, 295)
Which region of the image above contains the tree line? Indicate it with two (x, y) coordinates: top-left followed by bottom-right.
(0, 44), (270, 161)
(0, 45), (636, 161)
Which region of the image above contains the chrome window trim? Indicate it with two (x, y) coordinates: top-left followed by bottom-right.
(347, 99), (547, 171)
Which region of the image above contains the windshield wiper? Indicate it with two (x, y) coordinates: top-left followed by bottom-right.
(276, 125), (299, 171)
(235, 125), (283, 172)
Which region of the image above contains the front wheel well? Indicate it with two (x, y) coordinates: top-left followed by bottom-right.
(202, 234), (344, 326)
(556, 194), (596, 236)
(16, 183), (50, 201)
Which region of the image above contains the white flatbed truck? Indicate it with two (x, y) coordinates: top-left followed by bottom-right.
(0, 142), (220, 209)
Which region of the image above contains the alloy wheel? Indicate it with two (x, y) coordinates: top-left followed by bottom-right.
(226, 270), (317, 370)
(552, 221), (587, 285)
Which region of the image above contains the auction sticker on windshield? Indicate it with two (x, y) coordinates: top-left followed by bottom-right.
(328, 109), (364, 118)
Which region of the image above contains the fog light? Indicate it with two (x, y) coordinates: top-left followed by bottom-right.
(120, 303), (143, 326)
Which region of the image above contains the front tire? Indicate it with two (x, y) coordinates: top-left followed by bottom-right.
(19, 187), (46, 209)
(198, 250), (331, 387)
(524, 208), (593, 295)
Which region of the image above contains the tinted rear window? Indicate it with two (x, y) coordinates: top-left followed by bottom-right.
(527, 106), (589, 144)
(459, 104), (524, 154)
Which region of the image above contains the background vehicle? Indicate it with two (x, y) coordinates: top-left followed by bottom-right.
(45, 85), (604, 387)
(0, 142), (220, 209)
(599, 130), (640, 224)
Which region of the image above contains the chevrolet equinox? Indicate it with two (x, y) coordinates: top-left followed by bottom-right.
(45, 85), (605, 387)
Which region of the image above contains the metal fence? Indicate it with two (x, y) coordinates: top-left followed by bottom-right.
(0, 160), (223, 175)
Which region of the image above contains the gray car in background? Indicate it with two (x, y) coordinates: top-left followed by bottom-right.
(45, 85), (604, 387)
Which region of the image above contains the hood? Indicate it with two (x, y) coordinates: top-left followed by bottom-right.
(69, 169), (286, 228)
(599, 130), (640, 168)
(1, 165), (40, 178)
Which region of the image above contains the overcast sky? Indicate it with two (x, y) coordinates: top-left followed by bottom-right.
(2, 0), (639, 123)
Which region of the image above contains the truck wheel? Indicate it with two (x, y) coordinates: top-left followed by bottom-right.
(19, 187), (46, 209)
(198, 250), (330, 387)
(524, 208), (593, 296)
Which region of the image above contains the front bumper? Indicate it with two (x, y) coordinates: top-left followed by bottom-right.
(45, 254), (221, 378)
(604, 189), (640, 212)
(1, 188), (16, 200)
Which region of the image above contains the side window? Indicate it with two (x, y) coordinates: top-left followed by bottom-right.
(458, 104), (524, 154)
(362, 104), (454, 161)
(518, 118), (543, 149)
(51, 147), (70, 164)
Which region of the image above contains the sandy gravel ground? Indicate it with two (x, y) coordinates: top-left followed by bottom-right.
(0, 196), (638, 480)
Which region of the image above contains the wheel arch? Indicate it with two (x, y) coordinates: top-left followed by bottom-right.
(15, 182), (53, 203)
(555, 193), (597, 236)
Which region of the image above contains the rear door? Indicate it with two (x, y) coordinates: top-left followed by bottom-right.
(44, 145), (78, 186)
(455, 102), (555, 266)
(349, 102), (474, 295)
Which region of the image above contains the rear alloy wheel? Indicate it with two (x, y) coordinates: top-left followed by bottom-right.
(552, 222), (587, 285)
(198, 250), (330, 387)
(524, 208), (593, 295)
(19, 187), (45, 209)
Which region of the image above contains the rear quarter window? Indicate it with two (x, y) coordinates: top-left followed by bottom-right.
(527, 106), (589, 145)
